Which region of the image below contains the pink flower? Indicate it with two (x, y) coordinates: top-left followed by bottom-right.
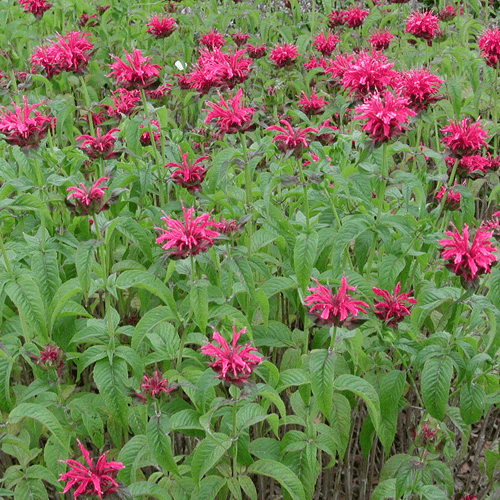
(297, 90), (328, 116)
(478, 28), (500, 68)
(354, 91), (416, 143)
(30, 344), (64, 376)
(167, 152), (208, 193)
(435, 184), (461, 209)
(367, 30), (395, 51)
(266, 119), (316, 155)
(77, 13), (99, 28)
(145, 83), (172, 100)
(155, 206), (220, 259)
(269, 43), (299, 68)
(395, 68), (444, 111)
(304, 276), (369, 327)
(312, 31), (339, 56)
(139, 119), (160, 146)
(324, 52), (356, 87)
(58, 440), (124, 499)
(146, 15), (176, 38)
(327, 9), (347, 27)
(245, 43), (266, 59)
(105, 88), (141, 118)
(141, 371), (175, 397)
(201, 326), (261, 386)
(0, 96), (55, 148)
(217, 218), (242, 236)
(440, 118), (488, 157)
(204, 88), (255, 135)
(460, 496), (477, 500)
(439, 224), (497, 282)
(231, 31), (250, 47)
(437, 5), (458, 22)
(200, 29), (226, 49)
(405, 11), (439, 41)
(108, 49), (161, 89)
(315, 119), (338, 145)
(445, 155), (499, 178)
(344, 7), (369, 28)
(372, 282), (416, 328)
(304, 55), (329, 71)
(18, 0), (52, 18)
(66, 177), (108, 215)
(76, 128), (120, 160)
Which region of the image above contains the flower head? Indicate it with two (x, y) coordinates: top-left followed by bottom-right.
(76, 128), (120, 160)
(304, 277), (369, 327)
(266, 119), (316, 155)
(367, 30), (395, 51)
(77, 13), (99, 28)
(139, 118), (160, 146)
(108, 49), (161, 89)
(105, 88), (141, 118)
(327, 9), (347, 28)
(269, 43), (299, 68)
(478, 28), (500, 68)
(439, 224), (497, 282)
(58, 440), (124, 499)
(372, 282), (416, 328)
(204, 88), (254, 135)
(155, 206), (220, 259)
(200, 29), (226, 49)
(167, 153), (208, 193)
(344, 7), (369, 28)
(145, 83), (172, 101)
(0, 96), (55, 148)
(440, 118), (488, 156)
(245, 43), (267, 59)
(437, 5), (458, 22)
(445, 154), (499, 178)
(312, 31), (339, 56)
(435, 184), (462, 210)
(30, 344), (64, 376)
(354, 91), (416, 143)
(395, 68), (444, 111)
(18, 0), (52, 18)
(297, 90), (328, 116)
(141, 371), (176, 397)
(66, 177), (108, 216)
(201, 326), (261, 386)
(146, 15), (176, 38)
(405, 11), (439, 41)
(231, 31), (250, 47)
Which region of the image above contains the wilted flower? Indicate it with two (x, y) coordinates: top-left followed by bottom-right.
(76, 128), (120, 160)
(312, 31), (339, 56)
(146, 15), (176, 38)
(201, 326), (261, 386)
(0, 96), (55, 148)
(155, 206), (220, 259)
(405, 10), (439, 42)
(372, 282), (416, 328)
(167, 152), (208, 193)
(217, 218), (242, 236)
(204, 88), (254, 135)
(30, 344), (64, 376)
(66, 177), (108, 216)
(395, 68), (444, 111)
(367, 30), (395, 51)
(266, 119), (316, 155)
(269, 43), (299, 67)
(200, 29), (226, 49)
(106, 88), (141, 118)
(478, 28), (500, 68)
(18, 0), (52, 18)
(58, 440), (124, 499)
(344, 7), (369, 28)
(245, 43), (266, 59)
(141, 371), (176, 397)
(439, 224), (497, 282)
(108, 49), (161, 89)
(231, 31), (250, 46)
(440, 118), (488, 156)
(304, 276), (369, 327)
(354, 91), (416, 143)
(139, 119), (160, 146)
(297, 90), (328, 116)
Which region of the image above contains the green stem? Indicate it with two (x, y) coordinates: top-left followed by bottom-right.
(0, 229), (12, 273)
(297, 158), (310, 232)
(377, 142), (388, 221)
(329, 325), (338, 351)
(231, 386), (240, 478)
(79, 76), (95, 137)
(239, 133), (252, 253)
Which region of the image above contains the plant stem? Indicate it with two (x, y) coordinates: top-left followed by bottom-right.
(377, 142), (388, 221)
(231, 386), (240, 478)
(329, 325), (338, 351)
(297, 158), (310, 232)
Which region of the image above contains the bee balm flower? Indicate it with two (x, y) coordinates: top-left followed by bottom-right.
(440, 118), (488, 157)
(66, 177), (108, 216)
(108, 49), (161, 89)
(167, 153), (208, 193)
(18, 0), (52, 18)
(372, 282), (416, 328)
(146, 15), (177, 38)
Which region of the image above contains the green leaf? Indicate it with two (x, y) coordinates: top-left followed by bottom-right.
(333, 374), (381, 431)
(294, 231), (318, 292)
(238, 476), (257, 500)
(48, 278), (83, 332)
(0, 356), (13, 411)
(277, 369), (310, 392)
(247, 459), (306, 500)
(31, 250), (61, 308)
(420, 484), (448, 500)
(371, 479), (396, 500)
(146, 322), (180, 362)
(75, 240), (96, 297)
(115, 217), (153, 262)
(309, 349), (335, 420)
(117, 435), (149, 484)
(147, 414), (179, 475)
(190, 280), (209, 333)
(460, 382), (485, 424)
(379, 370), (405, 417)
(378, 255), (405, 290)
(260, 277), (295, 299)
(192, 476), (226, 500)
(127, 481), (172, 500)
(329, 394), (351, 460)
(132, 306), (176, 352)
(253, 322), (296, 348)
(191, 433), (231, 486)
(447, 80), (462, 117)
(421, 356), (453, 421)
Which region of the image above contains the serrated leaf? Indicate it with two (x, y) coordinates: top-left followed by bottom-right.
(421, 356), (453, 421)
(191, 433), (231, 486)
(31, 250), (61, 308)
(132, 306), (176, 352)
(238, 476), (257, 500)
(277, 369), (310, 392)
(371, 479), (396, 500)
(75, 240), (96, 297)
(192, 476), (226, 500)
(329, 393), (350, 460)
(127, 481), (172, 500)
(0, 356), (13, 412)
(117, 435), (149, 484)
(190, 280), (208, 333)
(48, 278), (83, 332)
(147, 414), (179, 475)
(379, 370), (406, 418)
(294, 231), (318, 292)
(460, 382), (485, 424)
(309, 349), (335, 420)
(378, 255), (405, 290)
(115, 217), (153, 261)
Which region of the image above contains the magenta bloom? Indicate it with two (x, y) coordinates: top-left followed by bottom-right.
(354, 91), (416, 143)
(76, 128), (120, 160)
(439, 224), (497, 282)
(105, 88), (141, 118)
(266, 119), (316, 155)
(478, 28), (500, 68)
(372, 282), (416, 328)
(139, 119), (160, 146)
(201, 326), (261, 386)
(0, 96), (55, 148)
(141, 371), (175, 397)
(167, 153), (208, 193)
(395, 68), (444, 111)
(445, 154), (499, 178)
(30, 344), (64, 376)
(269, 43), (299, 68)
(312, 31), (339, 56)
(200, 29), (226, 49)
(344, 7), (369, 28)
(66, 177), (108, 216)
(440, 118), (488, 157)
(155, 206), (220, 259)
(304, 276), (369, 327)
(367, 30), (395, 51)
(405, 10), (439, 41)
(204, 88), (254, 135)
(435, 184), (461, 210)
(18, 0), (52, 18)
(58, 440), (124, 499)
(297, 90), (328, 116)
(108, 49), (161, 89)
(245, 43), (266, 59)
(231, 31), (250, 47)
(327, 10), (347, 28)
(437, 5), (458, 22)
(146, 15), (176, 38)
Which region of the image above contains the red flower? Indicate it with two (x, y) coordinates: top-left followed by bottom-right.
(105, 88), (141, 118)
(167, 152), (208, 193)
(367, 30), (395, 51)
(445, 154), (498, 178)
(201, 326), (261, 386)
(439, 224), (497, 282)
(297, 90), (328, 116)
(30, 344), (64, 376)
(66, 177), (108, 215)
(18, 0), (52, 18)
(354, 91), (415, 143)
(58, 440), (124, 499)
(217, 218), (242, 236)
(437, 5), (458, 22)
(327, 10), (347, 28)
(145, 83), (172, 100)
(405, 11), (439, 41)
(304, 276), (369, 327)
(108, 49), (161, 89)
(204, 88), (255, 135)
(77, 13), (99, 28)
(155, 206), (220, 259)
(141, 371), (176, 397)
(315, 119), (338, 145)
(245, 43), (266, 59)
(312, 31), (339, 56)
(344, 7), (369, 28)
(435, 184), (462, 210)
(266, 119), (316, 155)
(324, 52), (356, 87)
(231, 31), (250, 46)
(0, 96), (55, 148)
(304, 55), (329, 71)
(460, 496), (477, 500)
(200, 29), (226, 49)
(76, 128), (120, 160)
(395, 68), (444, 111)
(440, 118), (488, 156)
(139, 119), (160, 146)
(372, 282), (416, 328)
(269, 43), (299, 68)
(478, 28), (500, 68)
(146, 15), (176, 38)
